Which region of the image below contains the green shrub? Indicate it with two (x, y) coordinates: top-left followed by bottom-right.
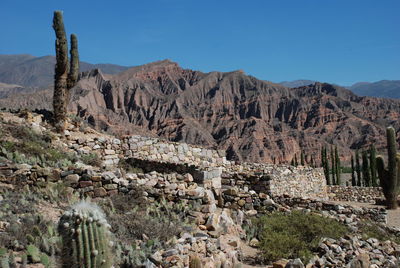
(254, 210), (348, 263)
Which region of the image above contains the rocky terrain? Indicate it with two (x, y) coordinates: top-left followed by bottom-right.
(1, 58), (400, 165)
(68, 61), (400, 164)
(0, 110), (399, 268)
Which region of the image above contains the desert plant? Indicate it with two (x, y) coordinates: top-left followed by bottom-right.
(58, 200), (113, 268)
(369, 144), (378, 186)
(321, 147), (330, 185)
(335, 146), (341, 185)
(52, 11), (79, 132)
(189, 255), (203, 268)
(376, 127), (400, 209)
(351, 155), (357, 186)
(330, 146), (336, 185)
(355, 149), (362, 186)
(362, 151), (371, 187)
(255, 210), (348, 263)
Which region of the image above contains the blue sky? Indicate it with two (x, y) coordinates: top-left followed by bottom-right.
(1, 0), (399, 85)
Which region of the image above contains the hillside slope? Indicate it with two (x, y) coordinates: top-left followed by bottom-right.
(65, 60), (400, 164)
(0, 54), (130, 88)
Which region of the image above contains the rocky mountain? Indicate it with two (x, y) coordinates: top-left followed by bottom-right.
(349, 80), (400, 99)
(1, 59), (400, 164)
(60, 60), (400, 164)
(0, 54), (130, 88)
(279, 80), (317, 88)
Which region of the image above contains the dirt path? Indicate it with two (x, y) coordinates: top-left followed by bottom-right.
(330, 201), (400, 228)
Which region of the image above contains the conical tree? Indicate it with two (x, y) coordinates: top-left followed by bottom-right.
(52, 11), (79, 132)
(294, 154), (298, 167)
(355, 150), (362, 186)
(351, 155), (357, 186)
(369, 144), (378, 186)
(300, 151), (305, 166)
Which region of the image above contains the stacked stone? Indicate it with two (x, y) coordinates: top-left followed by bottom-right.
(315, 236), (400, 267)
(122, 135), (229, 168)
(328, 185), (384, 203)
(273, 196), (388, 224)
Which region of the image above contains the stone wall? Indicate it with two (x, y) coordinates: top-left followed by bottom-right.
(328, 186), (383, 203)
(0, 163), (386, 225)
(63, 133), (328, 200)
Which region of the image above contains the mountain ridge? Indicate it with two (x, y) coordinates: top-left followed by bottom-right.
(0, 54), (130, 88)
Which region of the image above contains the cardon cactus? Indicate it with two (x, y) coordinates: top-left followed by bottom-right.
(376, 127), (400, 209)
(52, 11), (79, 132)
(189, 255), (203, 268)
(58, 201), (112, 267)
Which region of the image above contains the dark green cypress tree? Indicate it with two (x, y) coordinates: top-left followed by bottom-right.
(351, 155), (356, 186)
(355, 150), (362, 186)
(362, 151), (371, 187)
(369, 144), (378, 186)
(294, 154), (298, 166)
(300, 151), (305, 166)
(290, 158), (294, 166)
(331, 146), (336, 185)
(335, 146), (341, 185)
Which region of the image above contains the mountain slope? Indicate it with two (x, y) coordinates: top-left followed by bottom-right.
(0, 54), (130, 88)
(64, 60), (400, 164)
(349, 80), (400, 98)
(279, 80), (317, 88)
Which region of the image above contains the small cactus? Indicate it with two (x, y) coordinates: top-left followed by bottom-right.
(189, 255), (203, 268)
(58, 201), (112, 267)
(376, 127), (400, 209)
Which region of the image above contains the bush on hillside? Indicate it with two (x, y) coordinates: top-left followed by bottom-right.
(253, 210), (348, 263)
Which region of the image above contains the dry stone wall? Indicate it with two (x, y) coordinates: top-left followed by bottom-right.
(328, 185), (383, 203)
(63, 133), (328, 200)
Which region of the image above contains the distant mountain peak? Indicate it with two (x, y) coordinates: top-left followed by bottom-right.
(0, 54), (130, 87)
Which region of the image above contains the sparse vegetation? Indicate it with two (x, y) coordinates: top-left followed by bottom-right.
(250, 210), (348, 263)
(0, 123), (77, 167)
(358, 221), (400, 244)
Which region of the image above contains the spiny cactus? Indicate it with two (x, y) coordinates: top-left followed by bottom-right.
(58, 201), (112, 267)
(52, 11), (79, 132)
(0, 251), (17, 268)
(189, 255), (203, 268)
(377, 127), (400, 209)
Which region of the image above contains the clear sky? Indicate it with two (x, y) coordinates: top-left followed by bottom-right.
(1, 0), (399, 85)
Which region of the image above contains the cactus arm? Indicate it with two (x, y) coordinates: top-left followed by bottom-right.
(52, 11), (69, 129)
(387, 127), (397, 189)
(377, 156), (389, 195)
(68, 34), (79, 90)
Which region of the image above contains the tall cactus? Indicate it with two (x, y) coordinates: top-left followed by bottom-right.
(53, 11), (79, 132)
(58, 201), (112, 267)
(335, 146), (341, 185)
(376, 127), (400, 209)
(351, 155), (357, 186)
(355, 150), (362, 186)
(369, 144), (378, 186)
(362, 151), (371, 187)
